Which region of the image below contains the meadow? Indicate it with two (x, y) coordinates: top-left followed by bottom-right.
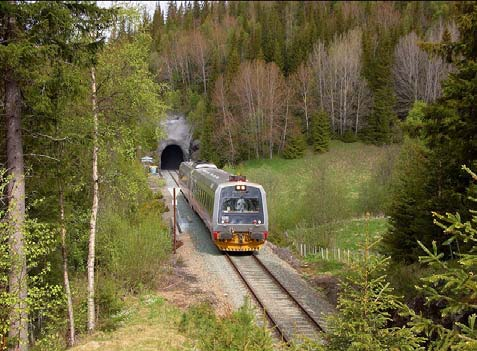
(228, 141), (400, 251)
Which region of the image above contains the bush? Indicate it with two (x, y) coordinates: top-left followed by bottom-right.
(179, 301), (274, 351)
(97, 208), (171, 293)
(339, 130), (358, 143)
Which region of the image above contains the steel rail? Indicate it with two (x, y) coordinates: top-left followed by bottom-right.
(167, 170), (180, 187)
(252, 255), (325, 333)
(225, 252), (290, 344)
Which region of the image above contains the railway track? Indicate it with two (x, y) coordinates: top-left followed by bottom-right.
(164, 168), (325, 343)
(225, 253), (324, 343)
(167, 169), (180, 187)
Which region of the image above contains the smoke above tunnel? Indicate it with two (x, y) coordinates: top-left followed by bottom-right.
(161, 144), (184, 170)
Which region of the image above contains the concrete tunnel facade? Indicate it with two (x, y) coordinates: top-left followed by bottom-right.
(158, 114), (195, 170)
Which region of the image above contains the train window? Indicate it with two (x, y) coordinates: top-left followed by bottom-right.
(222, 198), (260, 213)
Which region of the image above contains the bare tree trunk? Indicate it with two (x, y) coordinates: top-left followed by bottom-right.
(59, 186), (75, 346)
(87, 66), (99, 333)
(5, 4), (29, 350)
(280, 88), (290, 153)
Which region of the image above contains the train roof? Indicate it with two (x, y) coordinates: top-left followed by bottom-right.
(180, 161), (263, 192)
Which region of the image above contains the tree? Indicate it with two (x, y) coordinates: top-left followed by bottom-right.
(325, 226), (423, 350)
(393, 23), (457, 118)
(382, 138), (432, 262)
(231, 60), (287, 160)
(87, 29), (167, 332)
(309, 29), (370, 137)
(290, 63), (314, 139)
(87, 65), (99, 333)
(362, 30), (398, 145)
(282, 125), (306, 159)
(212, 75), (236, 163)
(386, 2), (477, 260)
(311, 110), (330, 153)
(3, 4), (28, 349)
(0, 2), (116, 348)
(406, 166), (477, 350)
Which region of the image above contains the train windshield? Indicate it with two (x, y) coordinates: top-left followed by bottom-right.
(222, 198), (260, 213)
(219, 186), (264, 224)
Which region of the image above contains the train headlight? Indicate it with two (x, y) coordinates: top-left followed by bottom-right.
(258, 220), (261, 224)
(235, 185), (247, 191)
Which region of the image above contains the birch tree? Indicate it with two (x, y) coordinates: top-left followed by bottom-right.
(290, 62), (314, 138)
(190, 29), (210, 94)
(393, 21), (457, 117)
(87, 66), (99, 333)
(231, 60), (287, 159)
(310, 29), (370, 136)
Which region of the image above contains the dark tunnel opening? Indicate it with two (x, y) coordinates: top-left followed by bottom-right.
(161, 145), (184, 170)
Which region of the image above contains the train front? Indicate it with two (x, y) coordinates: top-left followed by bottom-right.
(213, 176), (268, 252)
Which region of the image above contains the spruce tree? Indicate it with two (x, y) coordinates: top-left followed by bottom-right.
(382, 138), (433, 262)
(282, 129), (306, 159)
(325, 226), (423, 350)
(199, 114), (216, 163)
(386, 2), (477, 261)
(405, 166), (477, 350)
(311, 110), (331, 153)
(362, 30), (397, 145)
(225, 31), (241, 83)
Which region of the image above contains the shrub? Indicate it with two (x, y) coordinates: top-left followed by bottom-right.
(339, 130), (358, 143)
(179, 301), (274, 351)
(97, 208), (171, 293)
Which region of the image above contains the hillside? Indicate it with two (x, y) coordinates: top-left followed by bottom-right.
(228, 141), (399, 249)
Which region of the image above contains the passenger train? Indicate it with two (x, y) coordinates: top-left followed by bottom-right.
(178, 161), (269, 251)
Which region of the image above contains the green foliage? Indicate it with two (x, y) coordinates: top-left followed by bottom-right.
(230, 142), (398, 243)
(382, 138), (433, 262)
(404, 166), (477, 350)
(283, 128), (306, 159)
(387, 3), (477, 261)
(358, 146), (400, 215)
(97, 200), (171, 293)
(403, 100), (427, 138)
(179, 301), (274, 351)
(1, 217), (65, 348)
(324, 233), (424, 351)
(362, 30), (398, 145)
(339, 130), (359, 144)
(311, 110), (331, 153)
(199, 114), (217, 163)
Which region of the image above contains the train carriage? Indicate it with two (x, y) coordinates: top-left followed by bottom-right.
(178, 161), (268, 251)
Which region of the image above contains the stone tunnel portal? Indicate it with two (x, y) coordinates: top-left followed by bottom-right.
(160, 144), (184, 170)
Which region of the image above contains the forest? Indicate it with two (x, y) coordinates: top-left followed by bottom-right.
(1, 1), (477, 350)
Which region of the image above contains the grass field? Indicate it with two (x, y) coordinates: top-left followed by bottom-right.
(227, 141), (399, 251)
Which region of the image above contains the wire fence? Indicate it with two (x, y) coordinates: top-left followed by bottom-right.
(293, 242), (365, 263)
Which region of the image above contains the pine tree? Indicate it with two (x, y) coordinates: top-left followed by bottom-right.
(311, 110), (331, 153)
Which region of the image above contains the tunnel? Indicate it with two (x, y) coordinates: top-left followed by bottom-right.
(160, 144), (184, 170)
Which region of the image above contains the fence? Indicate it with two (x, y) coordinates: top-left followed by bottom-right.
(294, 242), (365, 263)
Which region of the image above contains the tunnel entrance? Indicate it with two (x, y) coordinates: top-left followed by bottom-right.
(161, 144), (184, 170)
